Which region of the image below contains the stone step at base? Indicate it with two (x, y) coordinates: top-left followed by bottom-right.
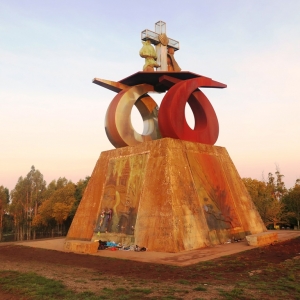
(64, 240), (98, 254)
(246, 232), (278, 246)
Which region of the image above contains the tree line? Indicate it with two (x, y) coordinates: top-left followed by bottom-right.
(0, 166), (299, 242)
(0, 166), (90, 242)
(242, 169), (300, 229)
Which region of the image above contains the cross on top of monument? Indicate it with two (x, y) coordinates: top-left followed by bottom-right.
(141, 21), (179, 51)
(141, 21), (180, 71)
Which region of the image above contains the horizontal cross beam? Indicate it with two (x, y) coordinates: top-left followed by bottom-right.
(141, 29), (179, 51)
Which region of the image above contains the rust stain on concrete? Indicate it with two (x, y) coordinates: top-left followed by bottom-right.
(67, 138), (266, 253)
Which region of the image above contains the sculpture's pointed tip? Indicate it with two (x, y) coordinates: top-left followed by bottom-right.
(93, 78), (129, 93)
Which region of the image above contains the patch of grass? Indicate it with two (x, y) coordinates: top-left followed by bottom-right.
(77, 291), (98, 298)
(129, 287), (152, 294)
(74, 279), (87, 283)
(100, 286), (137, 299)
(0, 270), (126, 300)
(193, 285), (207, 291)
(115, 287), (127, 292)
(201, 260), (215, 266)
(90, 277), (103, 281)
(176, 289), (189, 294)
(176, 279), (190, 285)
(218, 288), (246, 300)
(287, 273), (296, 281)
(0, 270), (73, 299)
(102, 287), (114, 294)
(236, 282), (249, 288)
(187, 273), (199, 279)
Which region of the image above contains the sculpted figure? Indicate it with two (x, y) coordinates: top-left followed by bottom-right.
(99, 210), (105, 227)
(139, 40), (160, 71)
(167, 48), (181, 72)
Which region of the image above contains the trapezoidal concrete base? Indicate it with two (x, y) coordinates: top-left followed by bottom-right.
(66, 138), (266, 253)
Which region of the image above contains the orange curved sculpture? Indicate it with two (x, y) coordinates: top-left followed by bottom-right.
(105, 84), (160, 148)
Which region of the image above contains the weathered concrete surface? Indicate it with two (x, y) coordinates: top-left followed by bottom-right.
(67, 138), (266, 253)
(246, 232), (278, 246)
(64, 240), (98, 254)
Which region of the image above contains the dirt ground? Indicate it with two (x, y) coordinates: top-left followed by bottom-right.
(0, 235), (300, 299)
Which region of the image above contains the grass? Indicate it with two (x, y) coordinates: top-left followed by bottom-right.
(193, 285), (207, 291)
(218, 287), (247, 300)
(0, 244), (300, 300)
(176, 279), (190, 285)
(130, 288), (152, 294)
(0, 265), (299, 300)
(0, 271), (153, 300)
(0, 270), (73, 299)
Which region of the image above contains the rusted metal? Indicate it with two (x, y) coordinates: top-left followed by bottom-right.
(118, 71), (205, 93)
(105, 84), (161, 148)
(158, 77), (225, 145)
(93, 78), (129, 93)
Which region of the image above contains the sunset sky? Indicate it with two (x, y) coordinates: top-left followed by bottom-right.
(1, 0), (300, 191)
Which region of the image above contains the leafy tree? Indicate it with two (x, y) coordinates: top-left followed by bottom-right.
(62, 176), (90, 230)
(32, 179), (76, 235)
(283, 179), (300, 228)
(8, 170), (90, 240)
(242, 178), (272, 223)
(243, 169), (290, 228)
(10, 176), (28, 240)
(9, 166), (46, 240)
(72, 176), (90, 217)
(0, 186), (9, 241)
(267, 169), (287, 202)
(51, 183), (76, 226)
(32, 198), (52, 227)
(26, 166), (46, 239)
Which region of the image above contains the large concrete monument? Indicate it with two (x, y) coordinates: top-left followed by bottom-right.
(66, 21), (268, 253)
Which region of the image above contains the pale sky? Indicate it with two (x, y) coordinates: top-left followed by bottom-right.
(1, 0), (300, 191)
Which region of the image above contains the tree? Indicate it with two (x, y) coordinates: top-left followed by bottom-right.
(71, 176), (90, 218)
(32, 179), (76, 236)
(243, 170), (290, 228)
(8, 171), (90, 240)
(10, 176), (28, 240)
(51, 183), (76, 227)
(283, 179), (300, 228)
(243, 178), (275, 224)
(0, 186), (9, 241)
(25, 166), (46, 239)
(267, 168), (287, 202)
(9, 166), (46, 240)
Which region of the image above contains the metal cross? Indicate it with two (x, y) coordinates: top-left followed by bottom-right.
(141, 21), (180, 71)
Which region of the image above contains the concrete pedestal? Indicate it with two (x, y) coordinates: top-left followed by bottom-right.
(64, 240), (98, 254)
(246, 232), (278, 246)
(66, 138), (266, 253)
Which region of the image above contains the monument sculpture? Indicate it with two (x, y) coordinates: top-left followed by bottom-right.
(65, 21), (271, 254)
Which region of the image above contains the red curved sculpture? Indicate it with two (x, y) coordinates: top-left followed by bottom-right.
(158, 77), (225, 145)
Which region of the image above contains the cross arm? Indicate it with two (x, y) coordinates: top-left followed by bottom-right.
(141, 29), (179, 51)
